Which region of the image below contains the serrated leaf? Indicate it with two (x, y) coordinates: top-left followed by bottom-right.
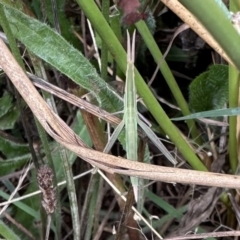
(0, 154), (30, 176)
(0, 2), (122, 113)
(0, 135), (29, 158)
(189, 64), (228, 112)
(0, 92), (20, 129)
(0, 105), (20, 130)
(0, 92), (13, 118)
(0, 134), (30, 176)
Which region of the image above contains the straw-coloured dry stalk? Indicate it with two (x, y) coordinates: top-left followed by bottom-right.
(37, 165), (56, 215)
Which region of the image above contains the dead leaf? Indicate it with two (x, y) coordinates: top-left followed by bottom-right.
(116, 0), (147, 25)
(170, 187), (223, 237)
(123, 12), (148, 26)
(117, 0), (140, 14)
(169, 154), (226, 237)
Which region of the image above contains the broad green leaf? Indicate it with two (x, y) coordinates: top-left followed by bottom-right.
(0, 93), (20, 130)
(0, 155), (30, 176)
(0, 135), (30, 176)
(0, 106), (20, 130)
(0, 92), (20, 130)
(0, 92), (12, 118)
(0, 135), (29, 158)
(189, 65), (228, 112)
(0, 2), (122, 113)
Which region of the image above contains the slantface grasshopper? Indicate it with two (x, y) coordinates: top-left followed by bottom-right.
(104, 30), (177, 202)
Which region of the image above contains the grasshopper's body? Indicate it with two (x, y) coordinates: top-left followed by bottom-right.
(125, 31), (139, 200)
(104, 30), (177, 203)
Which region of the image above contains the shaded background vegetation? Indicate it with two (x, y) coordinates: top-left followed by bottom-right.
(0, 0), (240, 240)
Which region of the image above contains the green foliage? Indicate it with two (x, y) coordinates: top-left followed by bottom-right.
(0, 135), (29, 158)
(0, 220), (20, 240)
(0, 0), (239, 238)
(189, 64), (228, 112)
(0, 134), (30, 176)
(1, 2), (122, 113)
(0, 156), (30, 176)
(0, 92), (20, 130)
(10, 111), (90, 238)
(172, 107), (240, 121)
(0, 92), (12, 117)
(0, 92), (28, 176)
(145, 6), (156, 35)
(44, 0), (81, 48)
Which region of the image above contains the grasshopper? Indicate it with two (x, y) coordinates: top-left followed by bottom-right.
(104, 30), (177, 202)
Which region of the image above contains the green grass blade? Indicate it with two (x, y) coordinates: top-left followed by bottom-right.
(228, 2), (239, 173)
(0, 190), (39, 218)
(0, 220), (20, 240)
(59, 149), (80, 240)
(172, 107), (240, 120)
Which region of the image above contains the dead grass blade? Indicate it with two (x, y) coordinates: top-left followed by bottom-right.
(163, 230), (240, 240)
(116, 186), (137, 240)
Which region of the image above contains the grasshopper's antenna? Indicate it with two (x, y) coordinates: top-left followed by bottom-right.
(126, 30), (136, 64)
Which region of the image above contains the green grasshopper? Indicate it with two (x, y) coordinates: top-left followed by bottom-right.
(104, 30), (177, 202)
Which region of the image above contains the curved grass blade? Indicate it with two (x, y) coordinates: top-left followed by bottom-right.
(172, 107), (240, 121)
